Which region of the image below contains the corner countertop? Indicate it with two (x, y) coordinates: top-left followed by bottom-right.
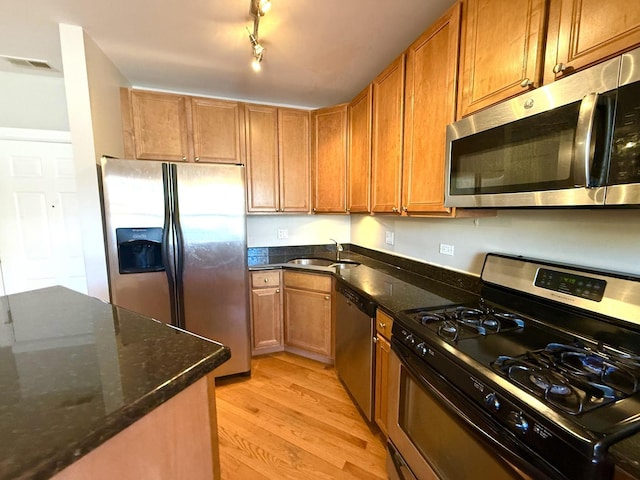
(0, 286), (230, 480)
(250, 251), (478, 314)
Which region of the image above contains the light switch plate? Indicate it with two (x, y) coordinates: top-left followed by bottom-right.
(439, 243), (454, 256)
(277, 228), (289, 239)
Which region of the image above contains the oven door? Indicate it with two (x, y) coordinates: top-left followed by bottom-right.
(387, 342), (553, 480)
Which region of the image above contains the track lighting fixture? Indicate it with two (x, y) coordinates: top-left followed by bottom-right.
(247, 0), (271, 71)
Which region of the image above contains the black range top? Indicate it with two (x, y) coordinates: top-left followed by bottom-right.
(393, 253), (640, 480)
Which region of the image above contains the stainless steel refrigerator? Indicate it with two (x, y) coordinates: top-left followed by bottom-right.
(98, 157), (250, 377)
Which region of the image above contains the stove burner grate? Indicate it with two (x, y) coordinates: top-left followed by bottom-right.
(492, 343), (640, 414)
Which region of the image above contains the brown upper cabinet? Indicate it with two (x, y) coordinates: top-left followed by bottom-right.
(371, 54), (406, 214)
(312, 104), (348, 214)
(457, 0), (547, 118)
(121, 89), (244, 164)
(458, 0), (640, 118)
(245, 104), (310, 213)
(545, 0), (640, 82)
(402, 2), (461, 215)
(348, 85), (372, 214)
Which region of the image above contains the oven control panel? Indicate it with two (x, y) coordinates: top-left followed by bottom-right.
(535, 268), (606, 302)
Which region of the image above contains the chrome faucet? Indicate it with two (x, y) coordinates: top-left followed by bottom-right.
(330, 238), (343, 261)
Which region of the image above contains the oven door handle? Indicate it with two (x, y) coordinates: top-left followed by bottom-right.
(396, 344), (559, 480)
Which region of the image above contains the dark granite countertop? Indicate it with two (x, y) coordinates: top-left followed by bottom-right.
(250, 248), (478, 314)
(611, 433), (640, 478)
(0, 286), (230, 480)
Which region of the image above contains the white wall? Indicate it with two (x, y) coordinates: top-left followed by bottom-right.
(59, 24), (130, 301)
(0, 71), (69, 131)
(247, 215), (350, 247)
(351, 209), (640, 277)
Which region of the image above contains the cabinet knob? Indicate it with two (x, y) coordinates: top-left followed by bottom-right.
(194, 156), (200, 162)
(181, 156), (187, 161)
(402, 206), (408, 212)
(313, 208), (317, 213)
(520, 78), (533, 88)
(276, 289), (280, 293)
(325, 295), (330, 300)
(264, 278), (269, 283)
(379, 322), (386, 329)
(553, 63), (567, 74)
(392, 207), (398, 213)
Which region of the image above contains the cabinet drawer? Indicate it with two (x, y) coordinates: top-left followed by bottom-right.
(251, 270), (281, 288)
(376, 309), (393, 339)
(284, 271), (331, 293)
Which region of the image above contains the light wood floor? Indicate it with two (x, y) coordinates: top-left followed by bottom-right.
(215, 352), (387, 480)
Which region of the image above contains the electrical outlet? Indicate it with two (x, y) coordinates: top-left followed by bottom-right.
(439, 243), (455, 256)
(277, 228), (288, 239)
(385, 231), (395, 245)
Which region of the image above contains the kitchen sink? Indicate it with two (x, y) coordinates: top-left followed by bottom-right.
(287, 258), (360, 269)
(287, 258), (335, 266)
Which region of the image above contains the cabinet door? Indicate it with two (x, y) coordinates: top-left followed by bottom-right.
(374, 334), (391, 437)
(312, 104), (348, 213)
(348, 85), (372, 213)
(245, 104), (279, 212)
(284, 288), (332, 357)
(371, 55), (406, 214)
(251, 286), (282, 353)
(279, 108), (311, 213)
(457, 0), (547, 118)
(402, 3), (460, 215)
(130, 91), (190, 161)
(549, 0), (640, 81)
(191, 98), (245, 164)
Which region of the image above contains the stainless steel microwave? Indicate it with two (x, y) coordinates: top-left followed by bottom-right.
(445, 46), (640, 208)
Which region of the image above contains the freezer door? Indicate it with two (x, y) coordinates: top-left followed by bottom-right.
(174, 163), (250, 376)
(99, 158), (172, 324)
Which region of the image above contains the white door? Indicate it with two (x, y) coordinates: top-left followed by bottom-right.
(0, 133), (87, 295)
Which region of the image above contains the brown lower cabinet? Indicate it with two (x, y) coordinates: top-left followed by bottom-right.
(250, 269), (334, 363)
(250, 270), (283, 355)
(374, 309), (394, 436)
(284, 271), (333, 362)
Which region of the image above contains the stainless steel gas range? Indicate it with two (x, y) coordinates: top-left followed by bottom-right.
(387, 253), (640, 480)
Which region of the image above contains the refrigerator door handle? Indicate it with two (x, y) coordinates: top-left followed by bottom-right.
(161, 163), (179, 327)
(170, 164), (186, 330)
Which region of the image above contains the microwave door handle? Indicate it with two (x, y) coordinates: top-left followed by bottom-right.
(573, 92), (599, 187)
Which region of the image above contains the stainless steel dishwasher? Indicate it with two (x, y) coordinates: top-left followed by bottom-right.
(335, 280), (377, 422)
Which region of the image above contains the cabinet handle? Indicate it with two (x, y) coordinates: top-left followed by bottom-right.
(195, 156), (200, 162)
(181, 156), (187, 161)
(313, 208), (317, 213)
(264, 278), (269, 283)
(379, 322), (386, 329)
(276, 289), (280, 293)
(402, 206), (408, 212)
(520, 78), (533, 88)
(325, 295), (330, 300)
(553, 63), (567, 74)
(392, 207), (398, 213)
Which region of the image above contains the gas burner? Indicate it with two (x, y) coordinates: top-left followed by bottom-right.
(492, 343), (640, 414)
(404, 301), (526, 342)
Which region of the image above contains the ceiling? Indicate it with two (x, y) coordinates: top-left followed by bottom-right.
(0, 0), (456, 108)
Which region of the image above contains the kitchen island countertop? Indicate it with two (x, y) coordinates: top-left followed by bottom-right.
(0, 286), (230, 480)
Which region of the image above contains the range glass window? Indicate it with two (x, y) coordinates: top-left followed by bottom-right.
(450, 103), (581, 195)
